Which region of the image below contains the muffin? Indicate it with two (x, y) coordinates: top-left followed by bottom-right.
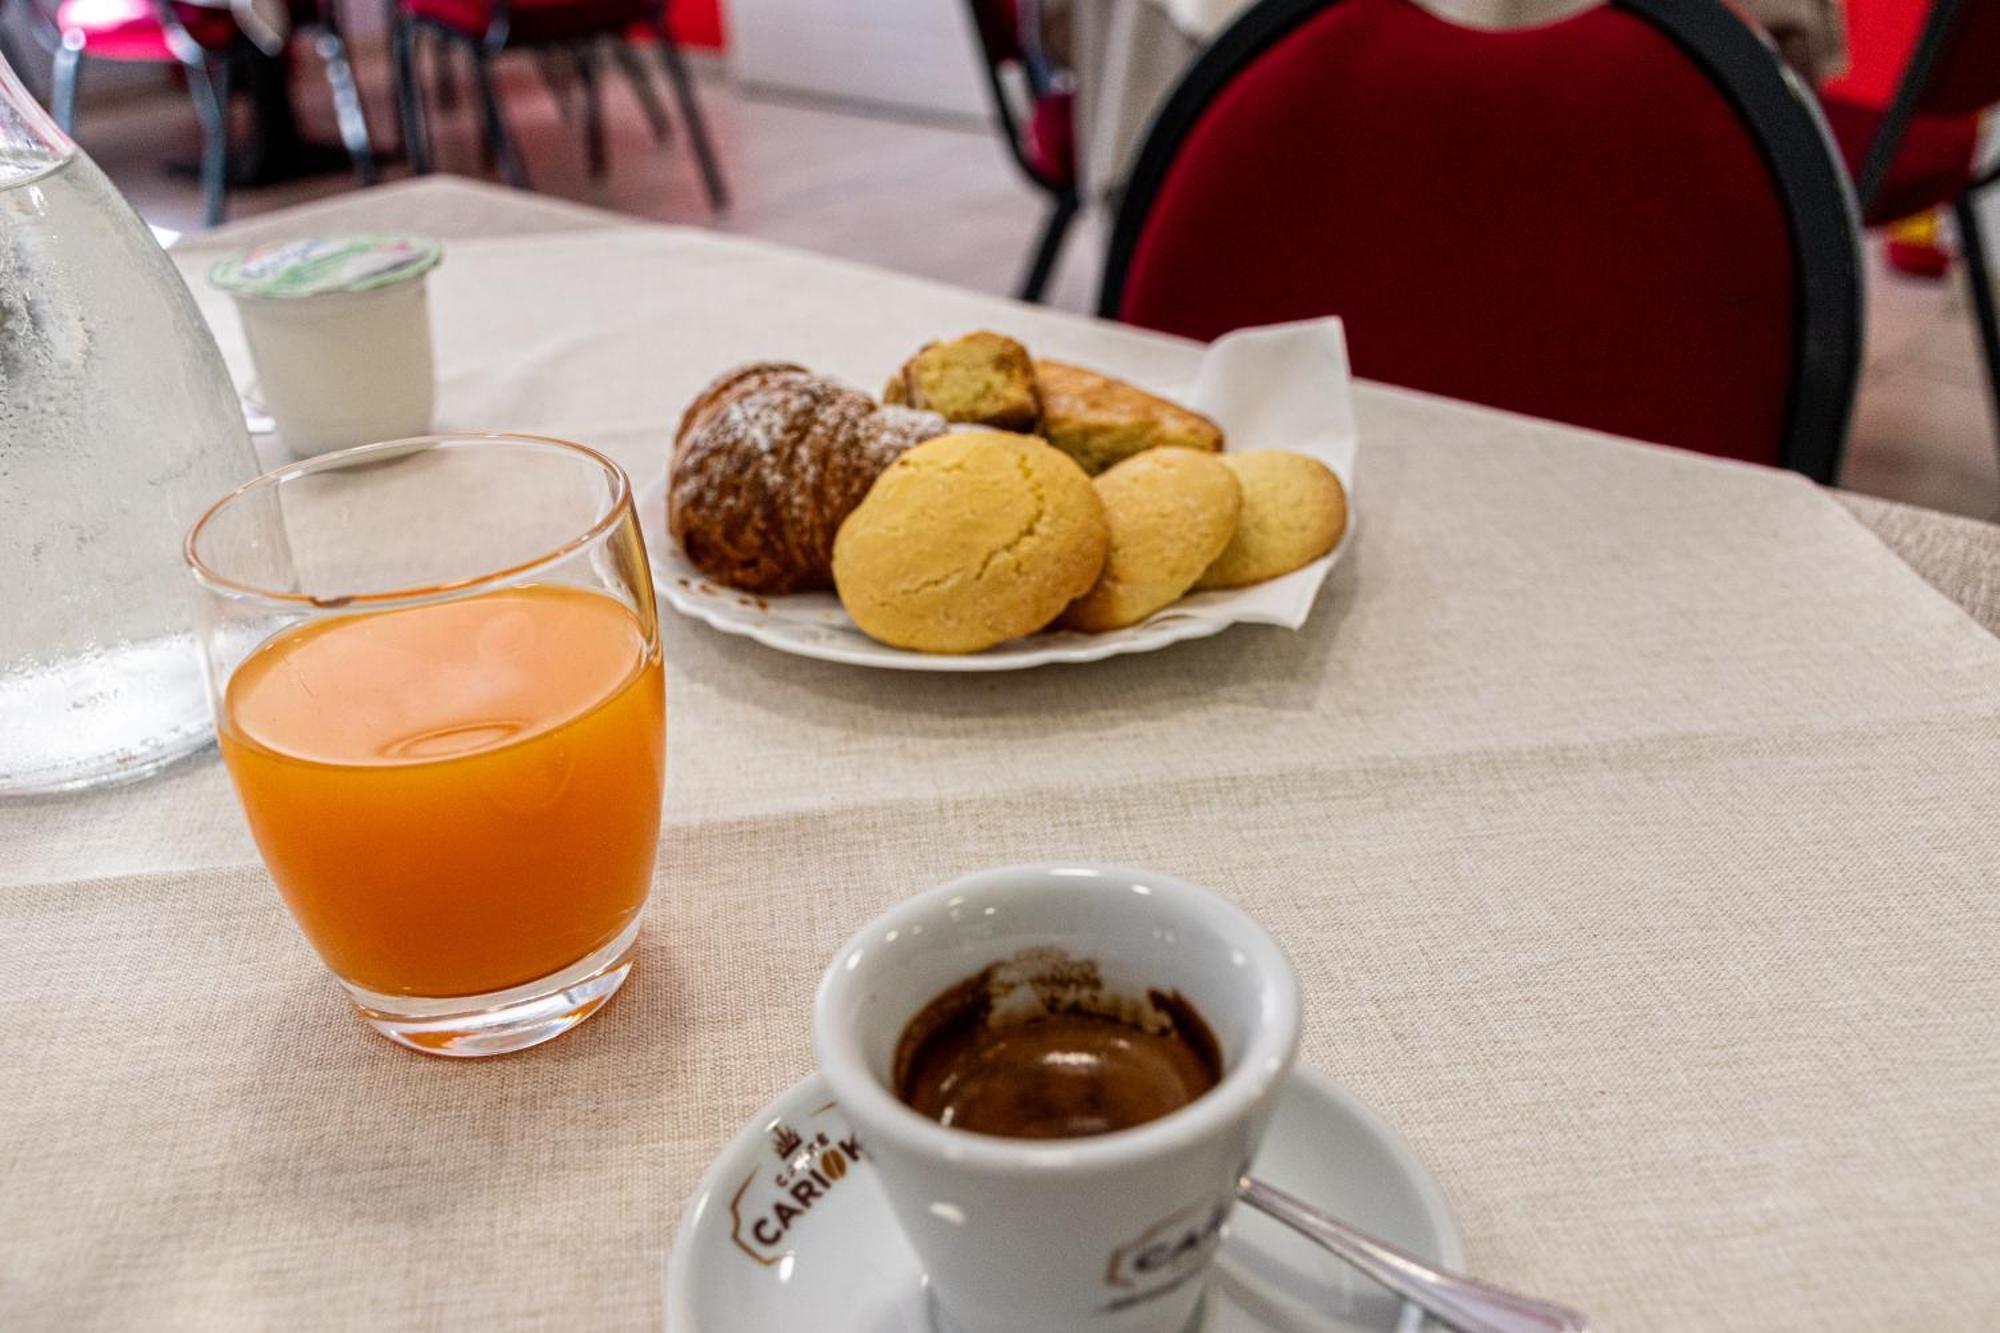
(884, 331), (1040, 431)
(1195, 451), (1348, 589)
(1063, 449), (1242, 632)
(833, 431), (1108, 653)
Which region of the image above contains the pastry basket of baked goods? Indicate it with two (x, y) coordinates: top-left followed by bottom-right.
(636, 319), (1356, 671)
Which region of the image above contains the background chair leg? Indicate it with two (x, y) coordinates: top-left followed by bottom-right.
(611, 39), (671, 143)
(1953, 193), (2000, 484)
(578, 43), (606, 177)
(186, 56), (231, 227)
(316, 29), (377, 186)
(536, 49), (577, 121)
(651, 21), (726, 210)
(392, 18), (430, 173)
(50, 40), (80, 134)
(471, 48), (528, 189)
(440, 36), (493, 170)
(1016, 194), (1076, 304)
(432, 28), (459, 108)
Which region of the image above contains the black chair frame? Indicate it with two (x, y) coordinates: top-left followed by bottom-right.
(391, 0), (725, 209)
(1851, 0), (2000, 480)
(962, 0), (1077, 303)
(1100, 0), (1863, 483)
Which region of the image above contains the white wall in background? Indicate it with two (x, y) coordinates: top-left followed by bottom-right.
(729, 0), (988, 120)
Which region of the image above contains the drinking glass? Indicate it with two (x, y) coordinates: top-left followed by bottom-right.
(186, 434), (665, 1056)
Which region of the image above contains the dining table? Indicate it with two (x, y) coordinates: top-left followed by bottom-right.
(2, 176), (1996, 1331)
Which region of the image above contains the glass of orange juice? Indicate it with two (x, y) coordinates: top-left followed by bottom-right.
(185, 434), (665, 1057)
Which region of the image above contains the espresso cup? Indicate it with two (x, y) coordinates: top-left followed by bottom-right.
(813, 863), (1300, 1333)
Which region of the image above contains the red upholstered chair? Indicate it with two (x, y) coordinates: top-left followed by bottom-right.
(965, 0), (1078, 302)
(28, 0), (374, 225)
(1100, 0), (1861, 482)
(391, 0), (725, 208)
(1819, 0), (2000, 471)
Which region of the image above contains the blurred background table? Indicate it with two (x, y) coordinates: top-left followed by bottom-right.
(2, 178), (1995, 1331)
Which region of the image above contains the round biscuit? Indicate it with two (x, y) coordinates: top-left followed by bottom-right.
(1194, 451), (1347, 590)
(1063, 448), (1242, 631)
(833, 431), (1108, 653)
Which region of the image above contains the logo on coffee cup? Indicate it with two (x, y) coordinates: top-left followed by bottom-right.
(1101, 1197), (1230, 1309)
(728, 1102), (868, 1267)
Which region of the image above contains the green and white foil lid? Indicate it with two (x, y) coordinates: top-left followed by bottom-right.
(210, 234), (443, 299)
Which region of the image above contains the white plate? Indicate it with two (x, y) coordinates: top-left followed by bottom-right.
(638, 320), (1357, 672)
(665, 1066), (1460, 1332)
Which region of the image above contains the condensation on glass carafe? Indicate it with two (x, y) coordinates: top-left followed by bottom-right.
(0, 54), (258, 795)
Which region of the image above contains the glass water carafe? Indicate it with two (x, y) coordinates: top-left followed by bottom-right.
(0, 51), (259, 795)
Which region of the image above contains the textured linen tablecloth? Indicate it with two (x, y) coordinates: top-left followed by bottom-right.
(3, 180), (1997, 1331)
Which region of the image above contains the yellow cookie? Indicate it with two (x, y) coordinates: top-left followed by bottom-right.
(833, 431), (1108, 654)
(1195, 451), (1347, 589)
(1035, 360), (1223, 475)
(1063, 449), (1241, 632)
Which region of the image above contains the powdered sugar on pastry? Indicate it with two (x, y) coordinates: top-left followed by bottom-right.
(669, 364), (947, 594)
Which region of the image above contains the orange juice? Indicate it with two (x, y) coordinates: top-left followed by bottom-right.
(219, 584), (665, 998)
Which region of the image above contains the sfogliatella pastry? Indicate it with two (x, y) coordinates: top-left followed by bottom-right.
(670, 363), (947, 594)
(883, 331), (1041, 431)
(833, 431), (1108, 654)
(1034, 360), (1224, 475)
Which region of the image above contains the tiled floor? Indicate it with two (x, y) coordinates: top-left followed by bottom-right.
(1845, 252), (2000, 519)
(62, 47), (2000, 520)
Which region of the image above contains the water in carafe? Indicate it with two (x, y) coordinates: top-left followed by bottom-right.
(0, 53), (259, 794)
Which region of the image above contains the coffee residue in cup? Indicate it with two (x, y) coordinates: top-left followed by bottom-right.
(893, 949), (1222, 1140)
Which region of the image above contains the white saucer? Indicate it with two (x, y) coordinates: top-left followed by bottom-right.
(665, 1067), (1461, 1332)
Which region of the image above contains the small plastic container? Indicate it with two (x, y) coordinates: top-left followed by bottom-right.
(211, 234), (443, 457)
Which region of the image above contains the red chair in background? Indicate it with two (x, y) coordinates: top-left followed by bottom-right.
(964, 0), (1077, 302)
(1819, 0), (2000, 467)
(391, 0), (725, 208)
(1101, 0), (1861, 482)
(26, 0), (374, 225)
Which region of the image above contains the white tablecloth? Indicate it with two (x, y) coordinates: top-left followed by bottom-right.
(2, 179), (1995, 1331)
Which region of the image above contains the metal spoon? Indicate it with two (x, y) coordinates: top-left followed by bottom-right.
(1237, 1177), (1591, 1333)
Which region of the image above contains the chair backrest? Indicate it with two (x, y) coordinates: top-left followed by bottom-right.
(1100, 0), (1862, 482)
(1908, 0), (2000, 116)
(1844, 0), (2000, 215)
